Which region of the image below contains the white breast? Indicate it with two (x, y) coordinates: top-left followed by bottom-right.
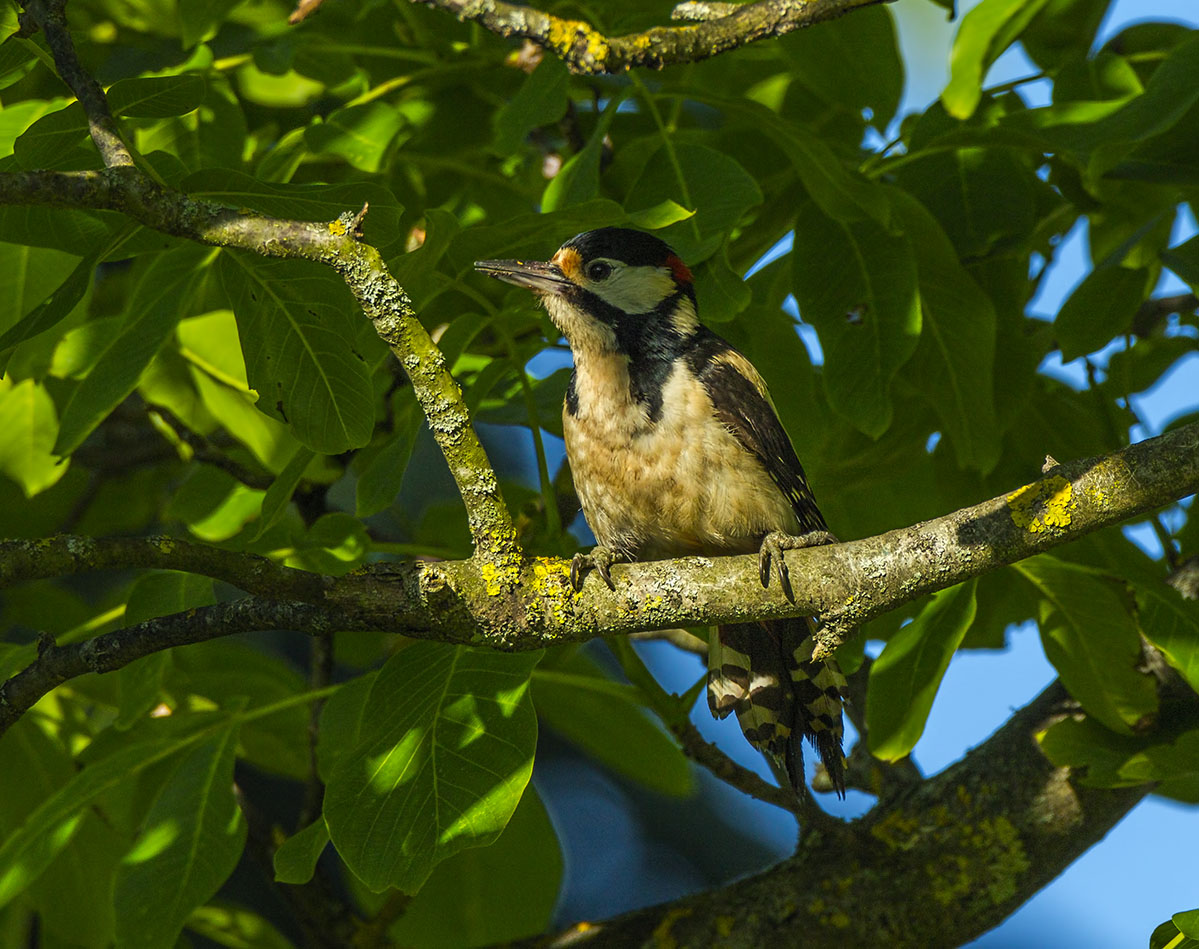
(563, 357), (799, 560)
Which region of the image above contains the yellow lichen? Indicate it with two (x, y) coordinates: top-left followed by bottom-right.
(1006, 476), (1075, 533)
(870, 809), (920, 850)
(714, 916), (735, 938)
(328, 219), (347, 236)
(652, 906), (692, 949)
(530, 557), (578, 623)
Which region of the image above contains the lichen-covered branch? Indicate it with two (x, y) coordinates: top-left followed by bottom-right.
(412, 0), (891, 73)
(0, 597), (371, 736)
(0, 167), (517, 564)
(0, 534), (335, 603)
(532, 679), (1160, 948)
(2, 421), (1194, 741)
(333, 419), (1199, 655)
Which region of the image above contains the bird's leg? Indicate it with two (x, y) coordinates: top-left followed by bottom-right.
(570, 545), (624, 592)
(758, 529), (838, 603)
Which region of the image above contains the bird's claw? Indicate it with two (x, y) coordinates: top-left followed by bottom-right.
(571, 546), (619, 592)
(758, 529), (838, 603)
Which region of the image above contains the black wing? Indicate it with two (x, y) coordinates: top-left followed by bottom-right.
(686, 334), (828, 535)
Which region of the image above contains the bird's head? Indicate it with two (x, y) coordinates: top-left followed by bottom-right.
(475, 227), (698, 355)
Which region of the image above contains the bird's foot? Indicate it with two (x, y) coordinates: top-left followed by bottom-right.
(758, 529), (838, 602)
(570, 545), (623, 592)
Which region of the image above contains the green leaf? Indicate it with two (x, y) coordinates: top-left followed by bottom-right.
(284, 511), (369, 575)
(12, 101), (92, 170)
(0, 378), (67, 496)
(323, 643), (541, 893)
(891, 147), (1045, 260)
(493, 57), (569, 154)
(304, 100), (406, 173)
(1151, 916), (1199, 949)
(694, 251), (752, 324)
(316, 672), (376, 782)
(1025, 34), (1199, 172)
(1162, 234), (1199, 293)
(707, 95), (890, 223)
(1055, 265), (1149, 361)
(172, 309), (298, 472)
(542, 96), (623, 212)
(1020, 0), (1109, 70)
(253, 445), (316, 540)
(55, 246), (216, 455)
(1135, 583), (1199, 695)
(273, 819), (329, 886)
(0, 250), (95, 370)
(178, 0), (247, 48)
(1016, 557), (1157, 733)
(1037, 715), (1152, 787)
(0, 719), (120, 947)
(625, 199), (695, 231)
(867, 580), (978, 761)
(113, 724), (247, 949)
(218, 252), (375, 453)
(1177, 911), (1199, 939)
(0, 723), (217, 910)
(118, 571), (215, 727)
(391, 787), (562, 947)
(184, 902), (296, 949)
(779, 6), (903, 133)
(169, 641), (308, 778)
(355, 397), (422, 516)
(792, 193), (921, 437)
(534, 653), (694, 796)
(943, 0), (1053, 119)
(626, 143), (762, 263)
(107, 75), (206, 118)
(889, 189), (999, 471)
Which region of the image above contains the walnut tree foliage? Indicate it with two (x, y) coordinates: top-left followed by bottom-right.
(0, 0), (1197, 946)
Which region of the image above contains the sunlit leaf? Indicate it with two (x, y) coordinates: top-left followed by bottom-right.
(867, 580), (978, 761)
(218, 252), (375, 453)
(113, 724), (247, 949)
(1017, 557), (1157, 733)
(323, 643), (541, 893)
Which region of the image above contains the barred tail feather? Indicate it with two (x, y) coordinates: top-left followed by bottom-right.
(707, 618), (847, 798)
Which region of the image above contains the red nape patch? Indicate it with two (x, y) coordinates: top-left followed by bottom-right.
(666, 254), (693, 284)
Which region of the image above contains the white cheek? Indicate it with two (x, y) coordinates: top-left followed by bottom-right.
(593, 267), (676, 314)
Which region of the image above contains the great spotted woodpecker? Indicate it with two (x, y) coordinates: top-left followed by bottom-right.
(476, 227), (847, 797)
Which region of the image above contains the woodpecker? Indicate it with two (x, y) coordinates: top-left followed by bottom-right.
(475, 227), (846, 797)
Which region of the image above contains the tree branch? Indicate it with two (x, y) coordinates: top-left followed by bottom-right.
(0, 534), (335, 603)
(0, 597), (371, 736)
(20, 0), (133, 167)
(412, 0), (891, 74)
(0, 172), (517, 567)
(531, 678), (1164, 948)
(3, 420), (1196, 657)
(326, 420), (1199, 656)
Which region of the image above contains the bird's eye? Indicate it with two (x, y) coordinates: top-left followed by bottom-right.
(586, 261), (613, 281)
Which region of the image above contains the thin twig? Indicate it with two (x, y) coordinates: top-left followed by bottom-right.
(21, 0), (133, 167)
(606, 637), (805, 814)
(299, 631), (335, 828)
(0, 597), (371, 738)
(148, 403), (275, 491)
(630, 628), (709, 656)
(289, 0), (330, 24)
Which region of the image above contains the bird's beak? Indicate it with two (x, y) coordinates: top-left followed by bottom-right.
(474, 258), (572, 295)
